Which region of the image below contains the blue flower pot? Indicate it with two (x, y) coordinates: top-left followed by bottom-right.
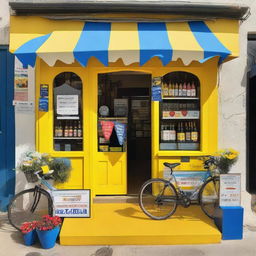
(36, 226), (60, 249)
(23, 229), (37, 246)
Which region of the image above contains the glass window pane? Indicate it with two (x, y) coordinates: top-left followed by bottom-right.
(159, 71), (200, 151)
(53, 72), (83, 151)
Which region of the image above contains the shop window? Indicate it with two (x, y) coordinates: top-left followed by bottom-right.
(53, 72), (83, 151)
(159, 71), (200, 151)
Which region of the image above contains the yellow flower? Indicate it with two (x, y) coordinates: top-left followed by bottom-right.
(226, 153), (237, 160)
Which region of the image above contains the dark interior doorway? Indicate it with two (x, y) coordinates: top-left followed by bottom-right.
(98, 71), (152, 194)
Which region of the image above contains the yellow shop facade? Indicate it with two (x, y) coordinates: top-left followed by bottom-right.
(9, 4), (246, 244)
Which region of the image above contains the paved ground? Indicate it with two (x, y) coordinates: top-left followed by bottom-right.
(1, 212), (256, 256)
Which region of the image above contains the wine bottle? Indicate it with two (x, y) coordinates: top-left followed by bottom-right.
(73, 121), (78, 137)
(68, 121), (73, 137)
(191, 82), (196, 97)
(187, 82), (191, 97)
(191, 122), (198, 142)
(185, 122), (191, 142)
(163, 83), (169, 97)
(182, 82), (187, 96)
(64, 122), (69, 137)
(170, 124), (176, 142)
(174, 83), (179, 97)
(178, 83), (183, 96)
(180, 122), (185, 142)
(78, 121), (82, 137)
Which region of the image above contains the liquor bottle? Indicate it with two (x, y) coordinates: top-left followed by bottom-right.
(58, 122), (63, 137)
(187, 83), (191, 97)
(163, 83), (169, 97)
(191, 82), (196, 97)
(180, 122), (185, 142)
(191, 122), (198, 142)
(78, 121), (82, 137)
(169, 124), (176, 142)
(178, 83), (183, 96)
(182, 82), (187, 96)
(168, 83), (173, 97)
(68, 121), (73, 137)
(163, 125), (169, 141)
(73, 121), (78, 137)
(64, 122), (69, 137)
(185, 122), (191, 142)
(177, 123), (181, 142)
(161, 125), (165, 141)
(174, 83), (179, 97)
(54, 123), (58, 137)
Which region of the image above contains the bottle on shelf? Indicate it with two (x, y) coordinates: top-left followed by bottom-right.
(162, 125), (169, 142)
(163, 82), (169, 97)
(191, 82), (196, 97)
(178, 83), (183, 96)
(58, 122), (63, 137)
(185, 122), (191, 142)
(169, 82), (175, 97)
(169, 124), (176, 142)
(54, 122), (59, 137)
(78, 121), (82, 137)
(73, 121), (78, 137)
(64, 121), (69, 137)
(174, 83), (179, 97)
(161, 125), (165, 141)
(182, 82), (187, 96)
(191, 122), (199, 142)
(187, 82), (191, 97)
(68, 121), (73, 137)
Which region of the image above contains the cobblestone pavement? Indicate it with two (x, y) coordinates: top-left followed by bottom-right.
(1, 212), (256, 256)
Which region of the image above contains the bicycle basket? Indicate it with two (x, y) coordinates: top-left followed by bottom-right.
(24, 171), (38, 183)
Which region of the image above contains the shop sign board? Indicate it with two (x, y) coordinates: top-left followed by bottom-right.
(52, 190), (90, 217)
(57, 95), (79, 115)
(13, 100), (34, 113)
(220, 174), (241, 207)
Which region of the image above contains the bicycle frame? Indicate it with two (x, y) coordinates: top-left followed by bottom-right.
(169, 170), (213, 202)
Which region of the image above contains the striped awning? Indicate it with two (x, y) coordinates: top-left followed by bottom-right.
(10, 16), (239, 67)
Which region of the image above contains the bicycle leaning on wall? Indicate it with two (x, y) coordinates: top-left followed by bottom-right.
(139, 156), (220, 220)
(8, 169), (56, 231)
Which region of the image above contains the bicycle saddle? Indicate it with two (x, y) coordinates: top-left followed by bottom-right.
(163, 162), (180, 169)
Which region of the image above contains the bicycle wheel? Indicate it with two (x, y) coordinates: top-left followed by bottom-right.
(139, 178), (178, 220)
(199, 177), (220, 219)
(8, 188), (53, 231)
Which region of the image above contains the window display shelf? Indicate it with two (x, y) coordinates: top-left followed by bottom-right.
(162, 97), (199, 100)
(54, 137), (83, 140)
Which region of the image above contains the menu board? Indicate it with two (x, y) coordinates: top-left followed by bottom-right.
(220, 174), (241, 207)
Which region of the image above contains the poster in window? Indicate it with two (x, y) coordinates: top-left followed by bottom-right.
(57, 95), (79, 115)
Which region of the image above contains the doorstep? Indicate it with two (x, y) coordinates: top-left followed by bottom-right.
(60, 203), (221, 245)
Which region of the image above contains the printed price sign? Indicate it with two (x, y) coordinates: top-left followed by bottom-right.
(220, 174), (241, 207)
(52, 190), (91, 217)
(57, 95), (79, 115)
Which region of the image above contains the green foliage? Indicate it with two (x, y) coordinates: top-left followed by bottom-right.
(48, 158), (72, 184)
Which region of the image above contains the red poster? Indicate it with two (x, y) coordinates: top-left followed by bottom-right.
(101, 121), (114, 141)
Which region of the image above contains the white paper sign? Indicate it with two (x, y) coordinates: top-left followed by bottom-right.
(220, 174), (241, 207)
(13, 101), (34, 113)
(57, 95), (78, 115)
(52, 190), (90, 217)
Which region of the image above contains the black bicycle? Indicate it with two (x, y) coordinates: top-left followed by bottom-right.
(8, 170), (55, 231)
(139, 156), (220, 220)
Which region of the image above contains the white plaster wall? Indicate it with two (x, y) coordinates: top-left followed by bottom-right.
(0, 0), (10, 44)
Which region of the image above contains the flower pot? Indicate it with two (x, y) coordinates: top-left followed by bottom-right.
(36, 226), (60, 249)
(23, 229), (37, 246)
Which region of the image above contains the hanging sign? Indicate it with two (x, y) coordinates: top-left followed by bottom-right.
(114, 122), (126, 145)
(52, 190), (90, 218)
(57, 95), (79, 115)
(220, 174), (241, 207)
(101, 121), (115, 141)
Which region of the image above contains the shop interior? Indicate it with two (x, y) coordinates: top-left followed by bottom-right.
(98, 71), (152, 194)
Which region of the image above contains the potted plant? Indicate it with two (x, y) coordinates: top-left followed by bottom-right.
(213, 148), (239, 174)
(36, 215), (62, 249)
(18, 151), (72, 184)
(20, 221), (38, 246)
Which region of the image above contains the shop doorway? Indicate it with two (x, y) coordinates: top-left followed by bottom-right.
(98, 71), (152, 195)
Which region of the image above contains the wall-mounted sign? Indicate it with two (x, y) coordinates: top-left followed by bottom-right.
(52, 189), (90, 218)
(57, 95), (79, 115)
(220, 174), (241, 207)
(39, 97), (48, 112)
(14, 57), (28, 101)
(152, 76), (162, 102)
(40, 84), (49, 97)
(13, 100), (34, 113)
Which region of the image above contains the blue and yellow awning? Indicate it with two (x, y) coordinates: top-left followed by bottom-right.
(10, 16), (239, 67)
